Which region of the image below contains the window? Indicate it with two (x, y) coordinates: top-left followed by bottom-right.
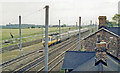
(43, 37), (51, 41)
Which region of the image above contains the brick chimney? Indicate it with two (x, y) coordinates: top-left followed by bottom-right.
(95, 40), (107, 66)
(98, 16), (107, 29)
(96, 40), (107, 49)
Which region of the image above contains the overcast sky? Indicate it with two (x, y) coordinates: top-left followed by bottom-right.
(0, 0), (119, 25)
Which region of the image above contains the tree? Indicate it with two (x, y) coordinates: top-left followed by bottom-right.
(61, 24), (66, 27)
(31, 26), (35, 28)
(106, 20), (117, 27)
(91, 28), (94, 33)
(112, 14), (120, 26)
(112, 14), (120, 22)
(106, 20), (113, 27)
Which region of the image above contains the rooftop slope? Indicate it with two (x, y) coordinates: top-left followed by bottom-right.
(62, 51), (120, 72)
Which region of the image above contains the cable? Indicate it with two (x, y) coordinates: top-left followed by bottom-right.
(22, 8), (43, 19)
(7, 8), (44, 24)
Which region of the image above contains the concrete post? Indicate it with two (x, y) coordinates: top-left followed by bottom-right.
(79, 17), (81, 50)
(59, 20), (61, 40)
(44, 5), (49, 72)
(19, 16), (22, 51)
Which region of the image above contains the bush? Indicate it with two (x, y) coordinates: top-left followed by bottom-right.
(91, 28), (94, 33)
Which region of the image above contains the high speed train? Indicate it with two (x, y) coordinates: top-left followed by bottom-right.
(42, 28), (89, 47)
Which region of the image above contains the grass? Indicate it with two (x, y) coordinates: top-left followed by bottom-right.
(59, 70), (64, 73)
(2, 28), (43, 40)
(2, 27), (77, 40)
(1, 27), (77, 48)
(0, 43), (43, 62)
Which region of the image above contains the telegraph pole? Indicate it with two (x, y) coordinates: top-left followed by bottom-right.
(59, 20), (61, 40)
(79, 17), (81, 50)
(44, 5), (49, 72)
(76, 22), (77, 30)
(19, 16), (22, 51)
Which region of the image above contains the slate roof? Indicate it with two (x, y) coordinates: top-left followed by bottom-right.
(62, 51), (120, 72)
(72, 55), (120, 71)
(84, 27), (120, 40)
(62, 51), (96, 70)
(106, 27), (120, 36)
(99, 26), (120, 36)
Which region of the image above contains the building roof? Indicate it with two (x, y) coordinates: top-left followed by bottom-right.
(105, 27), (120, 36)
(84, 27), (120, 40)
(62, 51), (96, 70)
(71, 55), (120, 72)
(62, 51), (120, 72)
(100, 26), (120, 36)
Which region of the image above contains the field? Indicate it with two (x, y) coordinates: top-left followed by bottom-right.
(1, 27), (77, 48)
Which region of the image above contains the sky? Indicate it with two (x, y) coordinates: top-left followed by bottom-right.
(0, 0), (119, 26)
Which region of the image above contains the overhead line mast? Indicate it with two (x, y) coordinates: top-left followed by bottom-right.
(44, 5), (49, 72)
(19, 16), (22, 51)
(79, 16), (81, 50)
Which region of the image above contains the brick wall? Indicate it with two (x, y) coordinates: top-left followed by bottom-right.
(98, 16), (107, 28)
(82, 30), (119, 57)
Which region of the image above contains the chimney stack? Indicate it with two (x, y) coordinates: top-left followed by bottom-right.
(95, 40), (107, 66)
(96, 40), (107, 49)
(98, 16), (107, 29)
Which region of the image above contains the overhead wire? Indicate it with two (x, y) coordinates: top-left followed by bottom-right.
(8, 8), (44, 25)
(22, 8), (44, 20)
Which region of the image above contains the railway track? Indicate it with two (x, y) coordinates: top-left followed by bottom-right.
(49, 46), (78, 72)
(16, 30), (88, 72)
(1, 29), (81, 67)
(27, 37), (79, 72)
(39, 33), (89, 73)
(38, 38), (79, 73)
(12, 36), (79, 73)
(2, 34), (78, 71)
(2, 29), (90, 72)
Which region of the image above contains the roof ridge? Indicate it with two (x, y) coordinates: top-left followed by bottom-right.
(106, 52), (120, 62)
(83, 28), (120, 40)
(95, 59), (107, 66)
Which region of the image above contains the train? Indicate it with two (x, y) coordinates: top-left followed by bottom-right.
(42, 35), (60, 47)
(42, 28), (89, 47)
